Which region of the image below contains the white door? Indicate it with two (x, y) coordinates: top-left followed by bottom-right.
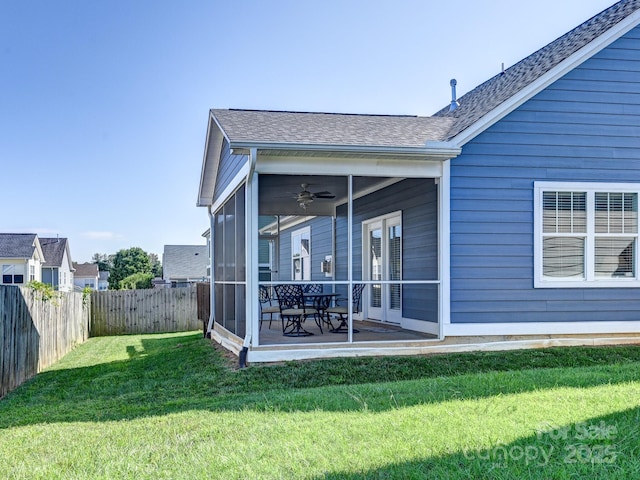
(364, 213), (402, 324)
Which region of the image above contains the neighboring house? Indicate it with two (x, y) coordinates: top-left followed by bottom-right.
(73, 262), (99, 290)
(198, 0), (640, 362)
(162, 245), (209, 287)
(40, 237), (75, 292)
(98, 270), (109, 291)
(0, 233), (44, 286)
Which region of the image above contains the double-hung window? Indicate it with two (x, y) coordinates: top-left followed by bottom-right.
(535, 182), (639, 287)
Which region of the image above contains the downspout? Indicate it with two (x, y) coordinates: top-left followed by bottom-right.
(206, 205), (216, 337)
(239, 147), (258, 368)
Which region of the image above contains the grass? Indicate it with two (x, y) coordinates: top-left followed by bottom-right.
(1, 332), (640, 479)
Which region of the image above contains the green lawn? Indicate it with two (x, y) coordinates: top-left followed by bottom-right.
(1, 331), (640, 479)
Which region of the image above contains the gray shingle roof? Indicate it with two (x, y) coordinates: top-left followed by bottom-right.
(73, 262), (99, 278)
(40, 237), (68, 267)
(0, 233), (38, 258)
(210, 1), (640, 150)
(211, 109), (454, 147)
(434, 0), (640, 140)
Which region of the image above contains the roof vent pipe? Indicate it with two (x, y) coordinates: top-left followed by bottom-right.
(449, 79), (459, 112)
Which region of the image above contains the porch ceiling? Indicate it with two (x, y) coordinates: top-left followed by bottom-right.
(258, 174), (397, 216)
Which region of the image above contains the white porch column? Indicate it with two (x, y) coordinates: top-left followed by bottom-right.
(245, 149), (260, 350)
(439, 159), (451, 339)
(347, 174), (354, 343)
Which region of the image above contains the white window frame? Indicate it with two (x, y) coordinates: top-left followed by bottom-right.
(534, 181), (640, 288)
(291, 226), (311, 281)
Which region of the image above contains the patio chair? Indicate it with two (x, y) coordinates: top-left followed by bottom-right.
(303, 283), (323, 294)
(302, 283), (323, 307)
(274, 284), (321, 336)
(326, 283), (365, 333)
(259, 285), (280, 331)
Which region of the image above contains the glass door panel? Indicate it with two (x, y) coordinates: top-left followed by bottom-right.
(364, 213), (401, 324)
(368, 223), (383, 319)
(388, 221), (402, 314)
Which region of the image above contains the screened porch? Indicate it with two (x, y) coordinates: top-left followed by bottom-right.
(210, 173), (443, 354)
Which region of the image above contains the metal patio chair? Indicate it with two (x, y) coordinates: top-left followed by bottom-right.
(274, 284), (321, 336)
(326, 283), (365, 333)
(259, 285), (280, 331)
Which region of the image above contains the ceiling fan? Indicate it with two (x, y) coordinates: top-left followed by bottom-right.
(293, 183), (335, 209)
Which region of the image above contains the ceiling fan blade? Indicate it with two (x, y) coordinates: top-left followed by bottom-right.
(313, 191), (335, 199)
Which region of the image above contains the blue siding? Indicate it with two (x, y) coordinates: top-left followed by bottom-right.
(278, 216), (333, 283)
(213, 139), (247, 202)
(450, 26), (640, 324)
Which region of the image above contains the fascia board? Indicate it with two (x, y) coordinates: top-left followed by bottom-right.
(197, 112), (228, 207)
(450, 10), (640, 148)
(33, 238), (45, 263)
(229, 141), (461, 160)
(64, 243), (74, 270)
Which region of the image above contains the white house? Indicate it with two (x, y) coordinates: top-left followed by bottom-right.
(0, 233), (44, 286)
(40, 237), (75, 292)
(198, 0), (640, 363)
(162, 244), (209, 287)
(73, 262), (99, 290)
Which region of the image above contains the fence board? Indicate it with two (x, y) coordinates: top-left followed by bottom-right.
(0, 285), (90, 398)
(90, 287), (201, 336)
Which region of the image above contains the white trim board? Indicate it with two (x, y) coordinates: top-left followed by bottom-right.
(245, 335), (640, 363)
(445, 320), (640, 337)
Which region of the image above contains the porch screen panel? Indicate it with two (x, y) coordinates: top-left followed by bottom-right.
(235, 284), (246, 337)
(214, 213), (224, 281)
(236, 185), (246, 281)
(403, 284), (438, 322)
(223, 284), (235, 332)
(214, 283), (223, 327)
(224, 197), (236, 282)
(212, 185), (247, 336)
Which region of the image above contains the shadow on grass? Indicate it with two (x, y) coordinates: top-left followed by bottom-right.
(1, 332), (640, 428)
(315, 407), (640, 479)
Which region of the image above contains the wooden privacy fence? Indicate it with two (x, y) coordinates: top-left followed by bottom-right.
(0, 285), (90, 398)
(197, 282), (210, 335)
(90, 286), (202, 336)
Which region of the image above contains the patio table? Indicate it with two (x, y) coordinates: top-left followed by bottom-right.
(302, 292), (339, 331)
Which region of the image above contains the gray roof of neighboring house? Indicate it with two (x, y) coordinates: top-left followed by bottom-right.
(162, 245), (208, 280)
(433, 0), (640, 139)
(211, 109), (455, 147)
(211, 1), (640, 147)
(0, 233), (39, 258)
(73, 262), (99, 278)
(39, 237), (68, 267)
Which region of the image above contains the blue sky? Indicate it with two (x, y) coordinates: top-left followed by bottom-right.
(1, 0), (615, 263)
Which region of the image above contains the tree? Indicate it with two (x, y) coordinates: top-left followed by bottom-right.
(108, 247), (152, 290)
(148, 252), (162, 278)
(91, 253), (113, 272)
(120, 272), (153, 290)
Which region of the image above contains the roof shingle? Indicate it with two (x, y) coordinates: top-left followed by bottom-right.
(0, 233), (38, 258)
(40, 237), (68, 267)
(212, 109), (454, 148)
